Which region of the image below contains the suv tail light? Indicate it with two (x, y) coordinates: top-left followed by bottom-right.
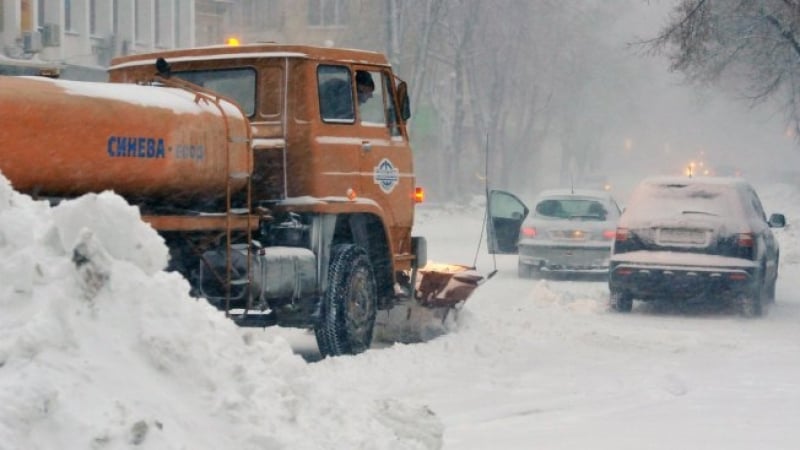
(737, 232), (754, 247)
(602, 230), (616, 240)
(615, 227), (629, 241)
(735, 232), (755, 260)
(521, 226), (537, 238)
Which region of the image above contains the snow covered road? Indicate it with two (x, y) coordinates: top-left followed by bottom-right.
(295, 182), (800, 449)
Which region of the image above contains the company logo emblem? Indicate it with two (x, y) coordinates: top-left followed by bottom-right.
(373, 158), (399, 193)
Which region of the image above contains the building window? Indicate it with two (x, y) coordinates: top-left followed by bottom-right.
(155, 0), (161, 44)
(65, 0), (73, 31)
(135, 0), (147, 43)
(89, 0), (97, 35)
(174, 0), (181, 46)
(244, 0), (281, 29)
(308, 0), (349, 27)
(37, 0), (45, 28)
(21, 0), (33, 31)
(112, 0), (118, 34)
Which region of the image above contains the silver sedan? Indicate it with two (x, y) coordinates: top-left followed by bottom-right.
(516, 189), (621, 278)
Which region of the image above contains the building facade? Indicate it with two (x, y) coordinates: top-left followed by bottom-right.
(0, 0), (197, 79)
(0, 0), (382, 80)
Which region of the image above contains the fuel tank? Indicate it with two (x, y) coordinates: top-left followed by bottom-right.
(0, 76), (251, 207)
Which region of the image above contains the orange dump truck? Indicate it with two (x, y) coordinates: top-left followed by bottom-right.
(0, 43), (481, 356)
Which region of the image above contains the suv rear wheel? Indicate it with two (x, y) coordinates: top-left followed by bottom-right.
(610, 289), (633, 312)
(739, 283), (764, 318)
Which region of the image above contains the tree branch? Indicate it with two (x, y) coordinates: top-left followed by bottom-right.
(763, 14), (800, 60)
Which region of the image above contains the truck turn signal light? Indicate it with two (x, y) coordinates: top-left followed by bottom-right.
(414, 187), (425, 203)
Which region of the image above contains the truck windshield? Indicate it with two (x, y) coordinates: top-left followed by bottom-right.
(172, 68), (257, 117)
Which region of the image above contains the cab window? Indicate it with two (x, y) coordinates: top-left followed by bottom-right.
(318, 65), (354, 123)
(355, 70), (386, 126)
(172, 68), (257, 117)
(383, 72), (401, 136)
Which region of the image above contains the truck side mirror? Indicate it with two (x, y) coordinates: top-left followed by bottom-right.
(397, 81), (411, 121)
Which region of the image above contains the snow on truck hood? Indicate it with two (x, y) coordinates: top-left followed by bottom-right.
(0, 172), (441, 449)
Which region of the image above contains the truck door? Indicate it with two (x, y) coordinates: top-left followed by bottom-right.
(353, 67), (414, 231)
(317, 64), (361, 198)
(487, 190), (529, 254)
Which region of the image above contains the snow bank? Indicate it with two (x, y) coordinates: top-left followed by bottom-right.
(0, 173), (442, 450)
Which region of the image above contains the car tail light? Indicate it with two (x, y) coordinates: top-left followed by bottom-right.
(521, 226), (537, 238)
(737, 232), (754, 247)
(615, 228), (629, 241)
(602, 230), (616, 240)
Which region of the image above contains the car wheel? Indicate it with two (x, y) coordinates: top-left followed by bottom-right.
(765, 276), (777, 304)
(739, 283), (763, 318)
(518, 261), (532, 279)
(610, 289), (633, 313)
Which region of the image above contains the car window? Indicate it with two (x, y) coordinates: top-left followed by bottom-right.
(535, 198), (612, 220)
(742, 185), (767, 222)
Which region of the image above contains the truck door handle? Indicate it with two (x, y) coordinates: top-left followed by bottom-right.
(361, 141), (372, 152)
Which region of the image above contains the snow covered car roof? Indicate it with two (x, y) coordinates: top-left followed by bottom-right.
(619, 176), (757, 227)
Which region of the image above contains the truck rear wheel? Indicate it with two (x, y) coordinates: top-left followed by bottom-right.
(315, 244), (377, 356)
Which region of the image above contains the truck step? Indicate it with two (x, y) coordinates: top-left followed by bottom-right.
(229, 311), (277, 327)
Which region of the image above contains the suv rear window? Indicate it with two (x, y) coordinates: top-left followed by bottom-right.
(626, 181), (741, 220)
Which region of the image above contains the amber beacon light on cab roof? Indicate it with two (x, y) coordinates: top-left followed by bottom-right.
(0, 42), (484, 356)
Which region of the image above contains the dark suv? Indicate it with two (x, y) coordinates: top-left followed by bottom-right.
(609, 176), (785, 316)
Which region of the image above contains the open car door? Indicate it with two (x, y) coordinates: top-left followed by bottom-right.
(487, 190), (529, 254)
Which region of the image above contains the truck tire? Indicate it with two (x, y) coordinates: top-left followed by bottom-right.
(315, 244), (377, 356)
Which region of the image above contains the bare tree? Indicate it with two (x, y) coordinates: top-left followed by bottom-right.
(649, 0), (800, 138)
(386, 0), (647, 199)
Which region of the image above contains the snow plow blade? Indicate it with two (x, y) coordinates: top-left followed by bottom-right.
(415, 263), (484, 308)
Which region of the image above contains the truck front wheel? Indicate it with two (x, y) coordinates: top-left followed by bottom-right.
(315, 244), (377, 356)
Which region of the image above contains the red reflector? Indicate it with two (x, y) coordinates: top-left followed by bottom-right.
(602, 230), (616, 240)
(616, 268), (633, 276)
(521, 227), (537, 238)
(414, 187), (425, 203)
(737, 232), (754, 247)
(729, 273), (748, 281)
(615, 228), (629, 241)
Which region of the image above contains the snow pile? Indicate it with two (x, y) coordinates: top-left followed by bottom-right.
(0, 174), (442, 450)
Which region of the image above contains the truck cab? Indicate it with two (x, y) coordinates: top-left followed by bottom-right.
(108, 43), (426, 355)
